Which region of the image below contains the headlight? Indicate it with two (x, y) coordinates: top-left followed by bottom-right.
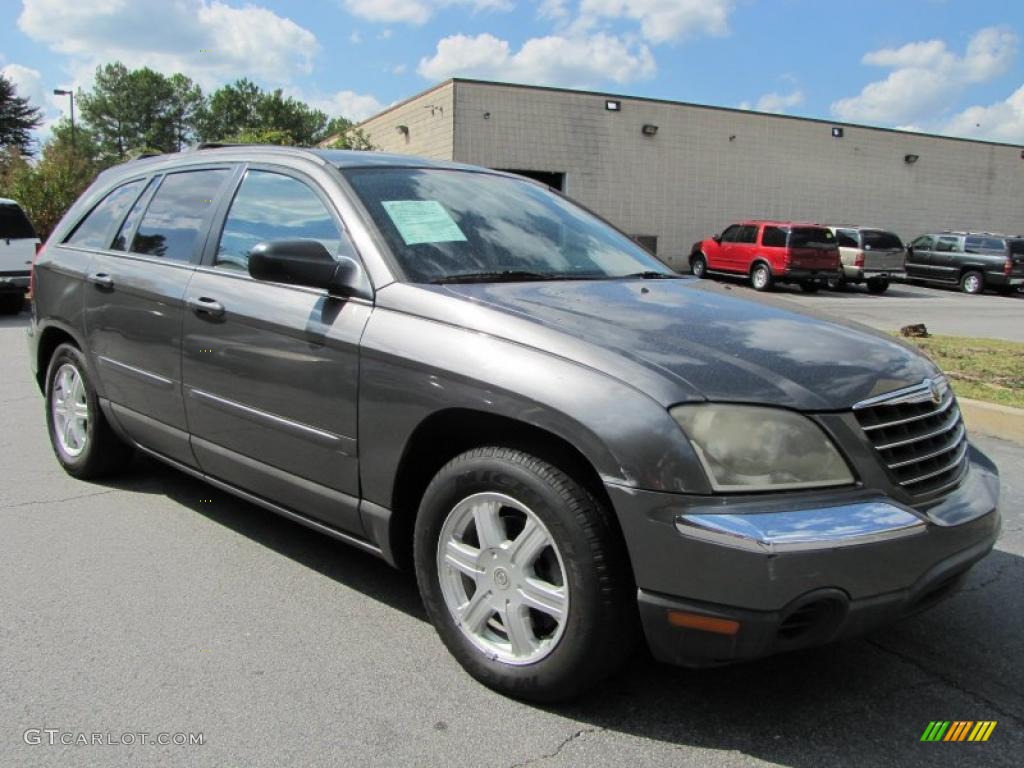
(671, 404), (854, 492)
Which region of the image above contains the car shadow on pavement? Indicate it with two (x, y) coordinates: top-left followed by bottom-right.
(97, 454), (1022, 766)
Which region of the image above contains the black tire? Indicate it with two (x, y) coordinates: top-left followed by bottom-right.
(960, 270), (984, 295)
(690, 253), (708, 279)
(44, 343), (133, 479)
(413, 447), (636, 702)
(799, 281), (820, 293)
(750, 263), (773, 292)
(866, 278), (890, 294)
(0, 292), (24, 315)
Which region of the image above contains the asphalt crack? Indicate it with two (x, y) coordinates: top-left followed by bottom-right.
(2, 489), (116, 511)
(955, 559), (1015, 594)
(868, 640), (1024, 726)
(509, 727), (603, 768)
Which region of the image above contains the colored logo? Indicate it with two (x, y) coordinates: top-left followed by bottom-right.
(921, 721), (997, 742)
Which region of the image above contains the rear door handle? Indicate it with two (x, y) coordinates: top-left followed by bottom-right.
(87, 272), (114, 289)
(186, 296), (225, 318)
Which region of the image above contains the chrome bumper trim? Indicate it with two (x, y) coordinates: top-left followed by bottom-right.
(675, 502), (926, 554)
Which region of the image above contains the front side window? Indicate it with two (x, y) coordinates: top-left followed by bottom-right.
(343, 168), (670, 282)
(216, 171), (348, 270)
(65, 180), (147, 248)
(935, 236), (960, 253)
(131, 169), (230, 262)
(736, 225), (758, 244)
(911, 235), (934, 249)
(0, 202), (37, 240)
(836, 229), (859, 248)
(719, 225), (741, 243)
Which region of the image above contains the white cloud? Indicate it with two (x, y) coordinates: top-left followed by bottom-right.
(831, 26), (1017, 125)
(739, 89), (804, 114)
(578, 0), (734, 44)
(350, 31), (362, 44)
(342, 0), (513, 26)
(940, 84), (1024, 143)
(537, 0), (569, 19)
(417, 31), (655, 88)
(307, 90), (387, 121)
(18, 0), (319, 88)
(1, 63), (48, 114)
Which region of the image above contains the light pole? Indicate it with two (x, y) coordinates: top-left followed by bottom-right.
(53, 89), (75, 149)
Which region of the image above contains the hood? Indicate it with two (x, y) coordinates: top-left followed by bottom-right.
(386, 279), (940, 411)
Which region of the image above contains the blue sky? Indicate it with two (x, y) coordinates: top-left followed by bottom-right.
(2, 0), (1023, 143)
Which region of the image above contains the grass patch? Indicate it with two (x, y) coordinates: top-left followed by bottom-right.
(900, 334), (1024, 409)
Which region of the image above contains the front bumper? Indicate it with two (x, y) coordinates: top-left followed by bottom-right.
(607, 444), (1000, 667)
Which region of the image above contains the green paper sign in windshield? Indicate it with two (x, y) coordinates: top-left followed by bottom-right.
(382, 200), (468, 246)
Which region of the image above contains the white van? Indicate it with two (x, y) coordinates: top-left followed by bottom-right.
(0, 198), (39, 314)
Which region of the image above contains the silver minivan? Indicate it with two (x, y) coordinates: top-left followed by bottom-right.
(0, 197), (39, 314)
(828, 226), (905, 294)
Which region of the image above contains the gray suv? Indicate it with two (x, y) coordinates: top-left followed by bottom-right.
(906, 231), (1024, 294)
(29, 146), (1001, 702)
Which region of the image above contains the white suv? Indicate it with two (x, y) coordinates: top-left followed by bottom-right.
(0, 197), (39, 314)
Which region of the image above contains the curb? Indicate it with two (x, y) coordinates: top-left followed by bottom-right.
(959, 398), (1024, 444)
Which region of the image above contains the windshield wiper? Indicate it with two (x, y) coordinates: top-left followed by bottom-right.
(616, 271), (684, 279)
(430, 270), (567, 284)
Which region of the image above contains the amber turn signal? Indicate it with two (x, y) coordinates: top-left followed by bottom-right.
(667, 610), (740, 636)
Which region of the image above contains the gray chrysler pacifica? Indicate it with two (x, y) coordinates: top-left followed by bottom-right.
(29, 146), (1000, 702)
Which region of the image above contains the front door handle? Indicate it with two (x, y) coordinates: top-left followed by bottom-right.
(87, 272), (114, 289)
(186, 296), (225, 318)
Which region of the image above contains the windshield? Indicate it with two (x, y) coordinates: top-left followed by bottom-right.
(862, 230), (902, 250)
(788, 227), (836, 249)
(343, 168), (672, 282)
(0, 203), (37, 240)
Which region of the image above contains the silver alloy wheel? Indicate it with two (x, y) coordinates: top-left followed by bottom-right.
(963, 274), (981, 293)
(51, 363), (89, 458)
(692, 256), (706, 277)
(752, 266), (769, 289)
(437, 492), (569, 665)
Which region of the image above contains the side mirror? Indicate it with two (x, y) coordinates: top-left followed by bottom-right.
(248, 239), (366, 298)
(712, 233), (722, 243)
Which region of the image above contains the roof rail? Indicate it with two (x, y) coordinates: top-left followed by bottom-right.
(186, 142), (247, 151)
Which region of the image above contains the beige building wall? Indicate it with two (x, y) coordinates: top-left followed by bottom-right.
(361, 79), (1024, 271)
(359, 81), (455, 160)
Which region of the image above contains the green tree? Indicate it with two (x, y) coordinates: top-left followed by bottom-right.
(0, 73), (43, 156)
(320, 116), (375, 150)
(197, 78), (263, 142)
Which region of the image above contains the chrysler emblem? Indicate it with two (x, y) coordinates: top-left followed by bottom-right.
(928, 379), (942, 405)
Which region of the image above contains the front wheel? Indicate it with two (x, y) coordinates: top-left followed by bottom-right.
(960, 271), (984, 294)
(45, 343), (133, 479)
(750, 264), (773, 292)
(414, 447), (636, 702)
(690, 253), (708, 279)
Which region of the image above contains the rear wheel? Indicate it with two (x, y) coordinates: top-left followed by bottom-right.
(45, 343), (133, 479)
(690, 253), (708, 279)
(414, 447), (636, 702)
(0, 292), (24, 315)
(750, 263), (773, 292)
(960, 271), (984, 295)
(866, 278), (890, 294)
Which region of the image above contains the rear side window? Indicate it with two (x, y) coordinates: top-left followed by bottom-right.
(0, 202), (37, 239)
(761, 226), (787, 247)
(65, 180), (146, 248)
(215, 170), (347, 270)
(111, 178), (158, 251)
(934, 236), (960, 253)
(964, 235), (1006, 253)
(862, 230), (903, 250)
(835, 229), (859, 248)
(131, 169), (230, 262)
(735, 225), (758, 244)
(789, 227), (836, 249)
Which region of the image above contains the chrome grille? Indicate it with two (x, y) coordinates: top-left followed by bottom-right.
(853, 378), (968, 498)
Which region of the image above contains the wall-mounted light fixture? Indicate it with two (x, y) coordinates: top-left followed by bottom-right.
(904, 153), (919, 164)
(641, 123), (659, 137)
(396, 125), (409, 135)
(606, 99), (621, 111)
(728, 134), (736, 142)
(831, 126), (844, 138)
(483, 111), (491, 120)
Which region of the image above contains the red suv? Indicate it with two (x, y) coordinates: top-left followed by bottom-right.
(690, 221), (841, 292)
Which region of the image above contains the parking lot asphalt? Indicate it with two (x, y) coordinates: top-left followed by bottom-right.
(691, 277), (1024, 342)
(1, 309), (1022, 768)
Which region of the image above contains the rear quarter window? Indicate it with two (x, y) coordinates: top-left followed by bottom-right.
(65, 180), (147, 249)
(0, 202), (38, 240)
